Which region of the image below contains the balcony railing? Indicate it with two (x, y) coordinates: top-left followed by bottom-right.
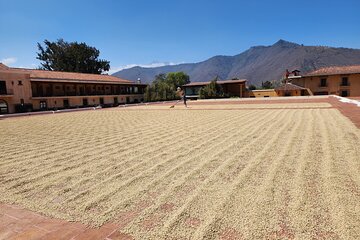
(340, 83), (350, 87)
(32, 91), (144, 98)
(0, 89), (14, 95)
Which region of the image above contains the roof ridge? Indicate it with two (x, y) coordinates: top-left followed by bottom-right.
(305, 65), (360, 76)
(3, 65), (132, 83)
(9, 66), (112, 76)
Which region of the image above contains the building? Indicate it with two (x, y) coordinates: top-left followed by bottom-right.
(247, 89), (278, 98)
(0, 63), (147, 114)
(274, 83), (312, 96)
(183, 79), (247, 99)
(290, 65), (360, 97)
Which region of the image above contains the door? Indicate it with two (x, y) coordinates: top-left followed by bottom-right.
(83, 98), (88, 106)
(63, 99), (70, 108)
(0, 81), (6, 94)
(341, 90), (348, 97)
(39, 100), (47, 110)
(99, 97), (104, 105)
(0, 100), (8, 114)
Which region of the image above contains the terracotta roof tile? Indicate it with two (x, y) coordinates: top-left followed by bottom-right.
(0, 63), (9, 70)
(305, 65), (360, 76)
(275, 83), (305, 91)
(183, 79), (246, 87)
(0, 63), (132, 83)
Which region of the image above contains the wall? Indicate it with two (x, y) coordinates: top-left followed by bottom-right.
(275, 89), (303, 97)
(31, 94), (144, 111)
(292, 73), (360, 97)
(246, 89), (278, 98)
(0, 70), (32, 113)
(1, 69), (145, 113)
(222, 83), (246, 97)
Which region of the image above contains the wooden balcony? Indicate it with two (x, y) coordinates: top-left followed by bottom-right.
(0, 89), (14, 96)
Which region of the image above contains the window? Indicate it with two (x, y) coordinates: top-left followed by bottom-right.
(0, 81), (7, 94)
(0, 100), (8, 114)
(63, 99), (70, 108)
(341, 77), (349, 86)
(18, 80), (23, 85)
(83, 98), (88, 106)
(341, 90), (348, 97)
(40, 101), (47, 110)
(320, 78), (327, 87)
(314, 91), (329, 95)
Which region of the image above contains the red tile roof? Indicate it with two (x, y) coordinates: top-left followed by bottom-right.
(0, 63), (133, 84)
(305, 65), (360, 76)
(183, 79), (246, 87)
(0, 63), (9, 70)
(275, 83), (306, 91)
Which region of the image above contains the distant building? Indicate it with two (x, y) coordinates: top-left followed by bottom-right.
(0, 63), (147, 114)
(274, 83), (311, 97)
(247, 89), (278, 98)
(183, 79), (247, 99)
(290, 65), (360, 97)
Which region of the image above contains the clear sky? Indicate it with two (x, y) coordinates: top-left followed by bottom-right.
(1, 0), (360, 73)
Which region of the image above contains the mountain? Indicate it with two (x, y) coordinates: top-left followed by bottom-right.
(113, 40), (360, 86)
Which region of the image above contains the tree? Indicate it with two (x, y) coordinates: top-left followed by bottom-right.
(261, 81), (273, 89)
(248, 84), (257, 90)
(145, 72), (190, 102)
(199, 77), (224, 99)
(37, 39), (110, 74)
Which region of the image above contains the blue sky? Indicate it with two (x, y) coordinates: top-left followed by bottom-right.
(1, 0), (360, 73)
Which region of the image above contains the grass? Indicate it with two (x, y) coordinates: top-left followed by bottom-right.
(0, 102), (359, 239)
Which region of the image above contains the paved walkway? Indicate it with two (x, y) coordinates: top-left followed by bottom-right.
(0, 204), (132, 240)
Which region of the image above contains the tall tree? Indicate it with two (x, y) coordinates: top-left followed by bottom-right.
(199, 77), (224, 99)
(144, 72), (190, 102)
(37, 39), (110, 74)
(261, 81), (273, 89)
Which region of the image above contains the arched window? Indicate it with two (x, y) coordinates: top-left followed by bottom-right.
(0, 100), (8, 114)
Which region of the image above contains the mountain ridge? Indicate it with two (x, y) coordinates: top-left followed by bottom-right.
(113, 40), (360, 86)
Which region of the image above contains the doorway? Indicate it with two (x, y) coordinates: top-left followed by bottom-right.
(0, 100), (8, 114)
(39, 100), (47, 110)
(63, 99), (70, 108)
(0, 81), (7, 94)
(83, 98), (88, 106)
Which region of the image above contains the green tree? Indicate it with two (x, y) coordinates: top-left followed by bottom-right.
(145, 72), (190, 102)
(248, 84), (257, 90)
(261, 81), (273, 89)
(144, 86), (152, 102)
(199, 77), (224, 99)
(37, 39), (110, 74)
